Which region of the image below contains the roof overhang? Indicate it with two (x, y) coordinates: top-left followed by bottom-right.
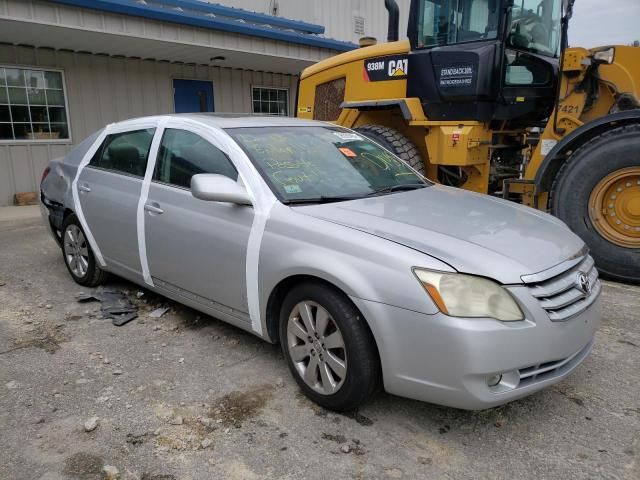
(0, 0), (354, 74)
(46, 0), (357, 52)
(0, 19), (317, 74)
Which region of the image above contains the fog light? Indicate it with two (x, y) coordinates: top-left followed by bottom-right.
(487, 374), (503, 387)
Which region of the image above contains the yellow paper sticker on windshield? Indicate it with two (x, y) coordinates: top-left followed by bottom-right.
(338, 147), (357, 157)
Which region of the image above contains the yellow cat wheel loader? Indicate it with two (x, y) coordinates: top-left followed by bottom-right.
(297, 0), (640, 283)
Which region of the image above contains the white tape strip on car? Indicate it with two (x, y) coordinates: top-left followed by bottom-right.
(245, 200), (275, 335)
(204, 124), (277, 336)
(71, 126), (112, 268)
(136, 120), (167, 287)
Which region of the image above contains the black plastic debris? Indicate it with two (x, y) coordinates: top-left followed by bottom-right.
(77, 287), (138, 326)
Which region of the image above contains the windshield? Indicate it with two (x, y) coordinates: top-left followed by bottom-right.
(228, 126), (427, 203)
(415, 0), (501, 48)
(507, 0), (562, 57)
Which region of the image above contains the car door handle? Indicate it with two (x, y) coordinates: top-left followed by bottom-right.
(144, 203), (164, 215)
(78, 184), (91, 193)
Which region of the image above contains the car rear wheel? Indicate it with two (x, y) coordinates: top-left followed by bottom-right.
(279, 282), (380, 411)
(61, 214), (106, 287)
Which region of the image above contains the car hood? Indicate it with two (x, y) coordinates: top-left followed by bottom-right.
(294, 185), (585, 284)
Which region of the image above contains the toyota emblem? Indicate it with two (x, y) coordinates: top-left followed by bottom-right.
(575, 272), (591, 295)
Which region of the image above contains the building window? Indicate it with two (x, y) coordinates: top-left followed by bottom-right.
(252, 87), (289, 116)
(0, 66), (70, 142)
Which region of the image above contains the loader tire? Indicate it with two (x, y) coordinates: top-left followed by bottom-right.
(355, 125), (426, 175)
(550, 124), (640, 284)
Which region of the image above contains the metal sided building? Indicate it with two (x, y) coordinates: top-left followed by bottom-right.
(0, 0), (410, 206)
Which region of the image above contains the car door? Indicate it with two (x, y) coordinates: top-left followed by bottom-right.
(144, 125), (254, 317)
(77, 126), (156, 279)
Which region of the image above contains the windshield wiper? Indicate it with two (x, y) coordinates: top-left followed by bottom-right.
(285, 183), (428, 204)
(366, 183), (428, 196)
(285, 195), (363, 205)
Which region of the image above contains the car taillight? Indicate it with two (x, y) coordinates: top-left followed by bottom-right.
(41, 166), (51, 184)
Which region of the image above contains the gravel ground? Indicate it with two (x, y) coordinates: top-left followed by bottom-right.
(0, 216), (638, 480)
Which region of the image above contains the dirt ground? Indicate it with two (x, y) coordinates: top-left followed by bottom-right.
(1, 215), (638, 480)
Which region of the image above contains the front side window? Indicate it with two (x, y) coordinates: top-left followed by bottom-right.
(0, 66), (70, 141)
(153, 129), (237, 189)
(89, 128), (155, 177)
(416, 0), (501, 48)
(228, 126), (427, 203)
(507, 0), (562, 57)
(252, 87), (289, 116)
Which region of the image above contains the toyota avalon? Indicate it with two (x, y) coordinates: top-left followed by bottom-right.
(40, 115), (601, 410)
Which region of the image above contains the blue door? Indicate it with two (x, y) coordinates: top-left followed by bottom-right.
(173, 79), (214, 113)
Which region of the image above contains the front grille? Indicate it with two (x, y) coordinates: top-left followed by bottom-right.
(518, 341), (593, 388)
(524, 255), (601, 321)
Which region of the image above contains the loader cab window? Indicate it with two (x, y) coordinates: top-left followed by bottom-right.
(504, 49), (554, 85)
(415, 0), (501, 48)
(507, 0), (562, 57)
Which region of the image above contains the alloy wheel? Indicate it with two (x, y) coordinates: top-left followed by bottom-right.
(64, 224), (89, 278)
(287, 301), (347, 395)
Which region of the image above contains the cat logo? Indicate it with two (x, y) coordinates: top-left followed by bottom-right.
(388, 58), (408, 77)
(363, 55), (409, 82)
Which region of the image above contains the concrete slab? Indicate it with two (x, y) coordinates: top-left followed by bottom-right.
(0, 204), (41, 223)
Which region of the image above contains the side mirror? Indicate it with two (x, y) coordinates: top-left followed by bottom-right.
(190, 174), (252, 205)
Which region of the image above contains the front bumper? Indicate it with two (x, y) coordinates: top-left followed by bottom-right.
(350, 286), (601, 410)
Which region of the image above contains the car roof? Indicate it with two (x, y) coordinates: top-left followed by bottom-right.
(108, 114), (328, 130)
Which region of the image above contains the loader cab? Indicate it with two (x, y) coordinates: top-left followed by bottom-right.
(406, 0), (562, 124)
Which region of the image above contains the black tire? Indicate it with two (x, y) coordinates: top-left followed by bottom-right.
(551, 124), (640, 284)
(279, 282), (380, 411)
(61, 213), (107, 287)
(355, 124), (426, 175)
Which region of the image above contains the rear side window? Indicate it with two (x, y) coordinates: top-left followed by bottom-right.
(153, 128), (238, 189)
(89, 128), (156, 177)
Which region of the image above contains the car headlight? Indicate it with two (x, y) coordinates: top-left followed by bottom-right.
(413, 268), (524, 321)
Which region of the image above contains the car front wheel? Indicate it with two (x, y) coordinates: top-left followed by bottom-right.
(279, 282), (380, 411)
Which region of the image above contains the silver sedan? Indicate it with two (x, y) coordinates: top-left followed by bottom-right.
(40, 115), (601, 411)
